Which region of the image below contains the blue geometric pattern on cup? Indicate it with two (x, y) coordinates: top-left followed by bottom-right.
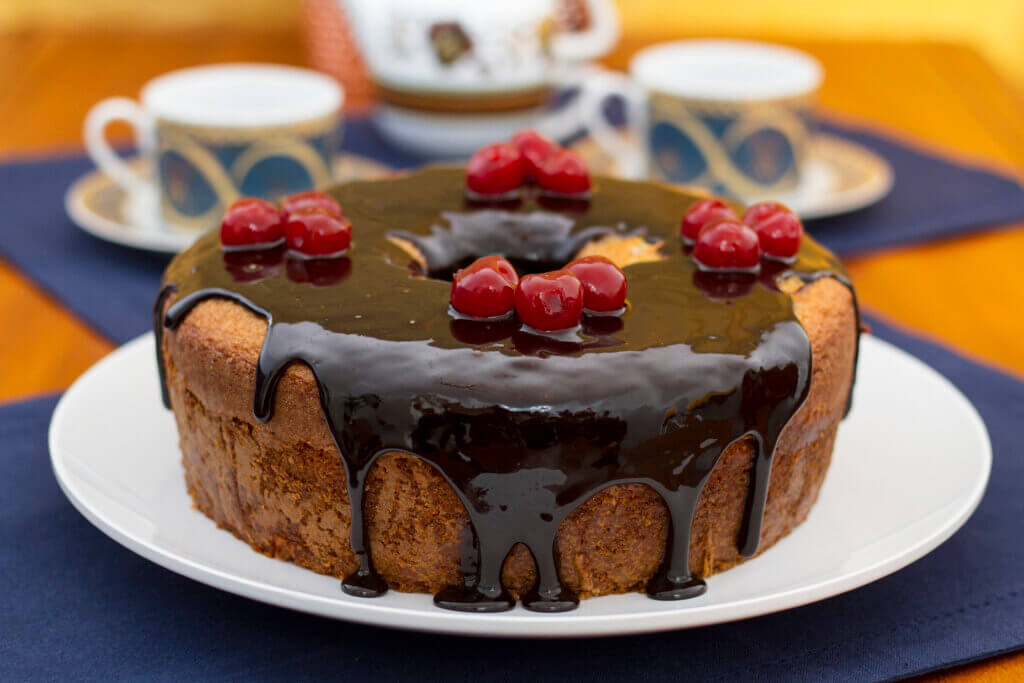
(649, 121), (709, 185)
(156, 125), (339, 230)
(646, 98), (809, 198)
(238, 156), (314, 200)
(732, 129), (796, 185)
(159, 148), (220, 218)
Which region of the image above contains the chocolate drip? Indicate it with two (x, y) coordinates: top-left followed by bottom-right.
(153, 284), (176, 409)
(155, 167), (859, 612)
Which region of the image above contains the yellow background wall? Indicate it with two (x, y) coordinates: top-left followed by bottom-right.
(619, 0), (1023, 90)
(0, 0), (293, 30)
(0, 0), (1021, 90)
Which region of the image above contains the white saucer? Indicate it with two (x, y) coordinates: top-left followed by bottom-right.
(49, 334), (989, 637)
(768, 134), (894, 219)
(373, 96), (585, 159)
(573, 132), (893, 220)
(64, 155), (391, 255)
(64, 159), (193, 254)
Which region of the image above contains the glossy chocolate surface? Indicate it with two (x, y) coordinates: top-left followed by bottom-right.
(156, 167), (858, 612)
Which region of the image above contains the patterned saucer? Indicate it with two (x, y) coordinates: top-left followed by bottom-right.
(573, 133), (893, 220)
(65, 155), (391, 254)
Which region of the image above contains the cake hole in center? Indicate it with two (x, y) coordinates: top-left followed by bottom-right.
(388, 209), (665, 284)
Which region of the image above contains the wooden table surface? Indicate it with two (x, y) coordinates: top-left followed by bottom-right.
(1, 27), (1021, 680)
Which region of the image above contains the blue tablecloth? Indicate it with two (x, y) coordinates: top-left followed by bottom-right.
(2, 315), (1022, 681)
(1, 114), (1024, 680)
(0, 117), (1022, 345)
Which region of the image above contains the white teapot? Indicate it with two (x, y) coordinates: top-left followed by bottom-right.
(342, 0), (619, 155)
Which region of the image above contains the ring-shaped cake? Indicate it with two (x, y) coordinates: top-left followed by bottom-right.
(157, 167), (859, 612)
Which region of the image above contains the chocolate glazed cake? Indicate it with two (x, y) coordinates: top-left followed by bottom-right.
(155, 167), (859, 613)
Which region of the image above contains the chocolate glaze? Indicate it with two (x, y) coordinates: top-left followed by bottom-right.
(155, 167), (859, 613)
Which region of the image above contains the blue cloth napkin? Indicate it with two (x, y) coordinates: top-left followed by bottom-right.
(1, 117), (1023, 345)
(2, 315), (1021, 681)
(812, 120), (1024, 255)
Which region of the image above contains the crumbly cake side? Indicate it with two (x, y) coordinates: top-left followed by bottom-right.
(160, 276), (855, 598)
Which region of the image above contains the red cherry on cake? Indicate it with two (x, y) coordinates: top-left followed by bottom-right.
(284, 207), (352, 257)
(515, 270), (585, 332)
(693, 220), (762, 272)
(537, 149), (591, 197)
(280, 190), (342, 220)
(680, 198), (736, 244)
(510, 129), (559, 181)
(450, 255), (519, 319)
(565, 255), (627, 313)
(751, 210), (803, 261)
(469, 254), (520, 287)
(220, 198), (284, 248)
(741, 201), (789, 228)
(466, 143), (524, 198)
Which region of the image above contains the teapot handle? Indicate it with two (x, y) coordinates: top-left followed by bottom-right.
(548, 0), (620, 63)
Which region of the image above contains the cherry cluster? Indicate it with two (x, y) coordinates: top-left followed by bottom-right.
(681, 199), (803, 273)
(466, 130), (591, 199)
(220, 190), (352, 258)
(450, 254), (627, 333)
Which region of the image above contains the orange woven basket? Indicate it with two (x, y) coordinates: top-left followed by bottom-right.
(301, 0), (373, 112)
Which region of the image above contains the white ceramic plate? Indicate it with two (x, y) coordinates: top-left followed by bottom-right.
(50, 334), (989, 638)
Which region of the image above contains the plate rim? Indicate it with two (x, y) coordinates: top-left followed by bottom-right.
(48, 333), (990, 638)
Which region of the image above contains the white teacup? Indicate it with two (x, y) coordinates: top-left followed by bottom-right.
(85, 64), (344, 233)
(581, 40), (823, 198)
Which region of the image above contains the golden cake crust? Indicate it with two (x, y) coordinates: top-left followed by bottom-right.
(160, 274), (855, 599)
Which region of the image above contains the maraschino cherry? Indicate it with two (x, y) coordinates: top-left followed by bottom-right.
(693, 220), (762, 272)
(466, 144), (524, 198)
(515, 270), (585, 332)
(450, 255), (519, 320)
(566, 255), (627, 313)
(281, 190), (342, 220)
(510, 129), (559, 181)
(746, 206), (803, 261)
(741, 201), (788, 228)
(680, 198), (736, 244)
(220, 198), (284, 249)
(284, 207), (352, 257)
(537, 149), (591, 197)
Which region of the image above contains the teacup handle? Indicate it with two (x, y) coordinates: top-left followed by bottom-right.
(84, 97), (155, 194)
(578, 69), (648, 179)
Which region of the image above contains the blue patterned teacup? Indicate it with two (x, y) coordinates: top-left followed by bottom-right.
(581, 40), (822, 200)
(85, 64), (343, 234)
